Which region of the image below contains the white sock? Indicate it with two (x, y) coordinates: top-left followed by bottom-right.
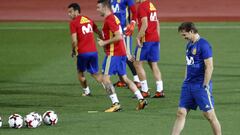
(156, 81), (163, 92)
(141, 80), (149, 92)
(134, 90), (143, 100)
(133, 75), (140, 82)
(109, 93), (119, 104)
(83, 86), (90, 94)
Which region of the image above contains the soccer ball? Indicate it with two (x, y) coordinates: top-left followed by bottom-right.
(24, 112), (42, 128)
(42, 110), (58, 125)
(0, 116), (2, 127)
(29, 112), (42, 126)
(8, 114), (23, 128)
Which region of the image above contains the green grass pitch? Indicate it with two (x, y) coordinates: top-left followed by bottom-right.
(0, 22), (240, 135)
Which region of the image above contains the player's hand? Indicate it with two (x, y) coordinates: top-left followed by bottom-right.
(203, 84), (210, 91)
(98, 34), (104, 40)
(136, 37), (142, 47)
(97, 38), (106, 47)
(71, 48), (77, 58)
(124, 21), (135, 36)
(98, 31), (104, 40)
(127, 54), (135, 62)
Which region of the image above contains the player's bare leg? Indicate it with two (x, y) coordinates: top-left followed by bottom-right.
(91, 72), (103, 83)
(103, 75), (121, 112)
(92, 72), (105, 89)
(203, 109), (222, 135)
(114, 60), (140, 88)
(134, 61), (146, 81)
(134, 61), (150, 97)
(121, 75), (147, 110)
(148, 62), (162, 81)
(78, 71), (91, 96)
(127, 59), (141, 88)
(148, 62), (165, 98)
(171, 108), (188, 135)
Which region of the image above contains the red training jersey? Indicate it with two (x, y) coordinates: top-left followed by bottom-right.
(70, 15), (97, 54)
(102, 13), (126, 56)
(137, 0), (159, 42)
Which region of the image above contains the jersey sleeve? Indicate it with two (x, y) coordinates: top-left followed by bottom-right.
(138, 4), (147, 18)
(107, 16), (120, 33)
(70, 21), (77, 34)
(129, 5), (137, 22)
(201, 41), (213, 59)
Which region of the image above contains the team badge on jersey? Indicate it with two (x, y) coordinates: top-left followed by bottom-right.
(192, 48), (197, 55)
(150, 2), (156, 11)
(80, 16), (90, 24)
(117, 0), (121, 3)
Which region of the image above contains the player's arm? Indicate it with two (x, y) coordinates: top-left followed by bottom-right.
(93, 22), (103, 39)
(71, 33), (78, 57)
(136, 17), (148, 47)
(125, 5), (137, 36)
(203, 57), (213, 86)
(129, 5), (137, 23)
(97, 30), (122, 47)
(157, 19), (160, 37)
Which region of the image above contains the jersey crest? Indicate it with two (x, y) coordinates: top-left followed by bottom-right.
(192, 48), (197, 55)
(149, 2), (156, 11)
(80, 16), (90, 24)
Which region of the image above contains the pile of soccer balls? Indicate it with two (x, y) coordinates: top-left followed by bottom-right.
(0, 110), (58, 129)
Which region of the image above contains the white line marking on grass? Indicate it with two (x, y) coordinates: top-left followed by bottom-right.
(87, 111), (99, 113)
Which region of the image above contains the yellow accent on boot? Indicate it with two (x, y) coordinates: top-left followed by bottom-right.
(136, 99), (148, 110)
(105, 103), (121, 112)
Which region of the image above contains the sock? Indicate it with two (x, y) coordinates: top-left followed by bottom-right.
(133, 75), (140, 82)
(156, 81), (163, 92)
(141, 80), (149, 92)
(134, 90), (143, 100)
(109, 93), (119, 104)
(83, 86), (90, 94)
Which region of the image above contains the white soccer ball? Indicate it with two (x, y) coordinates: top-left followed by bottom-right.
(24, 112), (42, 128)
(29, 112), (42, 127)
(42, 110), (58, 125)
(8, 114), (23, 128)
(0, 116), (2, 127)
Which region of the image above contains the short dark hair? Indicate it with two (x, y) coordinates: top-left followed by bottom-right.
(178, 22), (198, 33)
(68, 3), (81, 13)
(97, 0), (111, 9)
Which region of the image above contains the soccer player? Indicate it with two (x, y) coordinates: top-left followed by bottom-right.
(68, 3), (103, 96)
(110, 0), (141, 88)
(134, 0), (165, 98)
(96, 0), (147, 112)
(171, 22), (222, 135)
